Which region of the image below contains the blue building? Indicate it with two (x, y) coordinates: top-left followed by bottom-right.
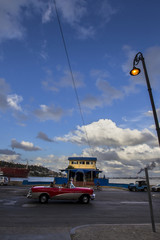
(60, 157), (102, 184)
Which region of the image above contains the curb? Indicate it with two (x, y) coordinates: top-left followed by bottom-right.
(70, 223), (157, 237)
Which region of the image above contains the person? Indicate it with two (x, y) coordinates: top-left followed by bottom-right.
(66, 179), (75, 188)
(96, 180), (100, 190)
(66, 180), (71, 188)
(62, 182), (67, 188)
(50, 180), (55, 187)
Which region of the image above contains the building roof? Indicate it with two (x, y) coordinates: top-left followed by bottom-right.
(68, 157), (97, 161)
(61, 168), (102, 173)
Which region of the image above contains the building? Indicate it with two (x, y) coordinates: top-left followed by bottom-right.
(61, 157), (102, 184)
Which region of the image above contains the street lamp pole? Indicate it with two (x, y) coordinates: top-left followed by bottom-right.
(130, 52), (158, 233)
(130, 52), (160, 146)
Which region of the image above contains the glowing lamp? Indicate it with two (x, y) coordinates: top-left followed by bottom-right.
(130, 67), (141, 76)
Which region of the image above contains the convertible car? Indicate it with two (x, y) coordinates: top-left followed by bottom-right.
(27, 184), (95, 204)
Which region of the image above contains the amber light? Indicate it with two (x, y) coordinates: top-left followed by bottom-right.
(130, 67), (141, 76)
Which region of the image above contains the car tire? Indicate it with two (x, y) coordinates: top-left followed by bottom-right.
(80, 194), (90, 204)
(132, 187), (136, 192)
(39, 194), (49, 204)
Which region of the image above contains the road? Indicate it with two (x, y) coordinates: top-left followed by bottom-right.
(0, 186), (160, 239)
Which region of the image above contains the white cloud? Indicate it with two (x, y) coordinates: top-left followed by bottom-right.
(34, 104), (63, 122)
(56, 119), (157, 147)
(11, 139), (41, 151)
(7, 94), (23, 111)
(82, 145), (160, 178)
(42, 2), (54, 23)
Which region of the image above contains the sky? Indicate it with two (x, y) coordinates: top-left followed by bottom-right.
(0, 0), (160, 178)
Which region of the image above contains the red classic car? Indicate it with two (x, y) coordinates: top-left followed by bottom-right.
(27, 184), (95, 204)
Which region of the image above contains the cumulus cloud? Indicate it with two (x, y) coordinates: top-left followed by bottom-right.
(82, 144), (160, 177)
(11, 139), (41, 151)
(56, 119), (157, 147)
(34, 104), (63, 122)
(37, 131), (54, 142)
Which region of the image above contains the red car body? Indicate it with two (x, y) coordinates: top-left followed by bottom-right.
(27, 185), (95, 204)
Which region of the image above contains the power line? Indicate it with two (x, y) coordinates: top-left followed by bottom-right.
(53, 0), (93, 154)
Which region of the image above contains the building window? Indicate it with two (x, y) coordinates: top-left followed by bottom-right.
(86, 161), (90, 165)
(72, 161), (78, 164)
(80, 161), (85, 164)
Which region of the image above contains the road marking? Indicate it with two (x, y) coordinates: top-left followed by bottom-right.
(3, 200), (17, 206)
(121, 201), (148, 204)
(22, 204), (37, 207)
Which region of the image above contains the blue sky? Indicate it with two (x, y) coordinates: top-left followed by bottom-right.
(0, 0), (160, 177)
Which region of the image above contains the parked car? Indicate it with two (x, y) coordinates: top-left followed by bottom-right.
(128, 180), (147, 192)
(27, 183), (95, 204)
(151, 184), (160, 192)
(0, 176), (8, 186)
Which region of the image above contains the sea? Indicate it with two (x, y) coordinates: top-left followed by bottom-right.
(10, 177), (160, 185)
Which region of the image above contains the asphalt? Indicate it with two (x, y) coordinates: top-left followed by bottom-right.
(70, 224), (160, 240)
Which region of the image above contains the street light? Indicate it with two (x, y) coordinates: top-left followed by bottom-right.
(130, 52), (160, 146)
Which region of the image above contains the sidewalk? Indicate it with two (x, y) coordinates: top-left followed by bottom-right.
(70, 224), (160, 240)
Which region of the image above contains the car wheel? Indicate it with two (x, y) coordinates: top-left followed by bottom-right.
(157, 188), (160, 192)
(80, 195), (90, 204)
(39, 194), (48, 204)
(132, 187), (136, 192)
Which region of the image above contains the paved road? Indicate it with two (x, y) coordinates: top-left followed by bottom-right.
(0, 186), (160, 239)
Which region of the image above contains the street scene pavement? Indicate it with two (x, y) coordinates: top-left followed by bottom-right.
(0, 186), (160, 239)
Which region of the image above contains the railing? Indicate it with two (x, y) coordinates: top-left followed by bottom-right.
(73, 181), (95, 187)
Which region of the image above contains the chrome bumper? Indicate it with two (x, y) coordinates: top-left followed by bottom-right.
(27, 190), (32, 198)
(91, 193), (95, 200)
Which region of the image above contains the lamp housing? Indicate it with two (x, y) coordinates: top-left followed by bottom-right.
(130, 67), (141, 76)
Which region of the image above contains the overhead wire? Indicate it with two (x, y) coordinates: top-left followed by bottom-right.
(53, 0), (93, 155)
